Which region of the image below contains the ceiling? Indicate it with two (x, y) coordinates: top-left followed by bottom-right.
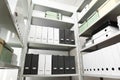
(48, 0), (83, 7)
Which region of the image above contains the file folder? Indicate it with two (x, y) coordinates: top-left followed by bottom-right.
(23, 54), (33, 74)
(58, 56), (65, 74)
(53, 28), (59, 44)
(31, 54), (39, 74)
(59, 29), (65, 44)
(38, 54), (45, 75)
(45, 55), (52, 75)
(48, 27), (54, 44)
(65, 29), (71, 44)
(52, 55), (59, 74)
(35, 26), (42, 42)
(70, 31), (75, 45)
(69, 56), (76, 74)
(29, 25), (36, 41)
(64, 56), (71, 74)
(42, 27), (48, 43)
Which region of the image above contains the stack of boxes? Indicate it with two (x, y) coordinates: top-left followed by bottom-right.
(79, 11), (99, 34)
(83, 21), (119, 47)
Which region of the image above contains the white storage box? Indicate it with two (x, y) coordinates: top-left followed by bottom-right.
(94, 30), (118, 44)
(92, 26), (118, 40)
(32, 10), (45, 18)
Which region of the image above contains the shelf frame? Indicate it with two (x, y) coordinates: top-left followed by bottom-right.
(0, 61), (20, 69)
(78, 0), (106, 23)
(0, 0), (23, 47)
(79, 2), (120, 37)
(28, 41), (76, 51)
(31, 15), (74, 29)
(23, 74), (79, 77)
(81, 31), (120, 52)
(83, 74), (120, 79)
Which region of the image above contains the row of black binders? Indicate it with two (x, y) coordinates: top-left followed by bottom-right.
(60, 29), (75, 45)
(23, 54), (76, 75)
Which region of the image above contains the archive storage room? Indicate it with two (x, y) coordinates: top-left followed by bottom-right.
(0, 0), (120, 80)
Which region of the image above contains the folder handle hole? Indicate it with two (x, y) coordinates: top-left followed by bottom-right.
(105, 29), (107, 31)
(97, 68), (100, 71)
(84, 69), (86, 71)
(87, 69), (88, 71)
(112, 68), (115, 71)
(106, 68), (108, 71)
(106, 35), (108, 37)
(90, 69), (92, 71)
(102, 68), (104, 71)
(93, 69), (95, 71)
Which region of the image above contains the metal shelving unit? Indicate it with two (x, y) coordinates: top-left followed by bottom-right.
(77, 0), (91, 12)
(0, 0), (23, 47)
(79, 2), (120, 37)
(78, 0), (106, 23)
(0, 61), (19, 69)
(78, 0), (120, 79)
(22, 1), (79, 80)
(81, 31), (120, 52)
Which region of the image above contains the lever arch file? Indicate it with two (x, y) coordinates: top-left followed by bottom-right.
(65, 29), (71, 44)
(45, 55), (52, 75)
(69, 56), (76, 74)
(31, 54), (39, 74)
(54, 28), (59, 44)
(42, 27), (48, 43)
(58, 56), (65, 74)
(48, 27), (54, 44)
(38, 54), (45, 75)
(23, 54), (33, 74)
(64, 56), (70, 74)
(70, 31), (75, 45)
(52, 55), (59, 74)
(59, 29), (65, 44)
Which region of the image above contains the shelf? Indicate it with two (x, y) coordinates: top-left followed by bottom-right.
(23, 74), (79, 77)
(33, 4), (73, 17)
(28, 41), (76, 51)
(31, 15), (74, 29)
(81, 31), (120, 52)
(79, 2), (120, 37)
(77, 0), (91, 12)
(0, 0), (23, 47)
(0, 61), (19, 69)
(78, 0), (106, 23)
(83, 74), (120, 79)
